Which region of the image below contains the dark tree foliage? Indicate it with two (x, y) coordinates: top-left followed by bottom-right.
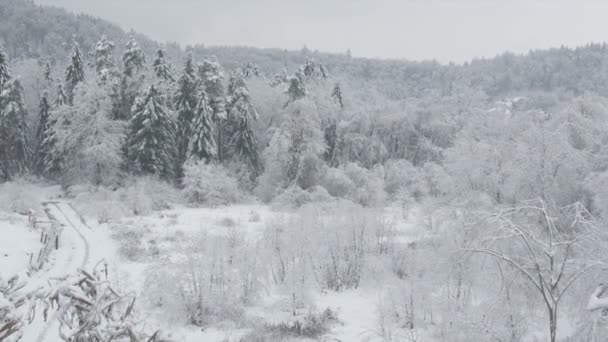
(188, 91), (217, 163)
(174, 54), (199, 178)
(153, 49), (174, 82)
(0, 79), (29, 181)
(64, 41), (85, 105)
(33, 91), (51, 174)
(126, 86), (176, 180)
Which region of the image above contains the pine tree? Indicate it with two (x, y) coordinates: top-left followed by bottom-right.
(198, 58), (227, 160)
(93, 35), (117, 81)
(64, 41), (85, 105)
(113, 37), (146, 120)
(188, 91), (217, 162)
(0, 79), (29, 180)
(284, 70), (306, 108)
(33, 91), (51, 174)
(122, 37), (146, 77)
(152, 49), (174, 82)
(42, 60), (52, 81)
(174, 54), (199, 178)
(54, 83), (68, 107)
(0, 46), (12, 91)
(331, 82), (344, 109)
(126, 86), (176, 179)
(227, 72), (260, 176)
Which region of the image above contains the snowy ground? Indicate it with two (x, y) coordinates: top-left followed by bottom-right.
(2, 190), (425, 341)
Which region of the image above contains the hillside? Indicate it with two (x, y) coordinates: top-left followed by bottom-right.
(3, 0), (608, 100)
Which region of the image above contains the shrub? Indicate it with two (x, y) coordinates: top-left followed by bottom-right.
(69, 176), (178, 222)
(182, 161), (241, 206)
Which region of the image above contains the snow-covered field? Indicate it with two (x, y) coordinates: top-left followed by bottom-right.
(1, 189), (426, 342)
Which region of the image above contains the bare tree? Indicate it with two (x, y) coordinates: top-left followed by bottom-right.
(463, 199), (607, 342)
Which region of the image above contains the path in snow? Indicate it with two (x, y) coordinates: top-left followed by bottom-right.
(20, 202), (92, 342)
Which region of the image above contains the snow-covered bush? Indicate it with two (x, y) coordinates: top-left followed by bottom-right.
(320, 166), (355, 198)
(70, 176), (178, 222)
(383, 159), (426, 200)
(142, 233), (262, 327)
(272, 185), (333, 208)
(342, 163), (386, 206)
(0, 180), (45, 214)
(182, 161), (241, 206)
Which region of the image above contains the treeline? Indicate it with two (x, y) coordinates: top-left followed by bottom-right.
(6, 0), (608, 102)
(0, 36), (270, 189)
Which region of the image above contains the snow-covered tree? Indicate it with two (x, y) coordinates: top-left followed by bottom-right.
(284, 70), (306, 108)
(53, 82), (68, 107)
(152, 49), (174, 82)
(122, 37), (146, 77)
(198, 57), (227, 160)
(64, 41), (85, 104)
(331, 82), (344, 109)
(126, 85), (176, 180)
(46, 80), (126, 186)
(227, 72), (260, 176)
(92, 35), (118, 83)
(187, 91), (217, 162)
(93, 35), (116, 75)
(42, 59), (52, 81)
(33, 91), (51, 175)
(0, 46), (11, 91)
(0, 79), (29, 181)
(174, 54), (199, 177)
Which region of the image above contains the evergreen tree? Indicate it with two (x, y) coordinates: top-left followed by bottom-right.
(0, 47), (12, 91)
(93, 35), (117, 80)
(284, 70), (306, 108)
(113, 37), (146, 120)
(126, 86), (176, 179)
(43, 60), (52, 81)
(331, 82), (344, 109)
(122, 37), (146, 77)
(188, 92), (217, 162)
(152, 49), (174, 82)
(0, 79), (29, 180)
(174, 54), (199, 177)
(33, 91), (51, 174)
(198, 58), (227, 160)
(54, 83), (68, 107)
(64, 41), (85, 105)
(227, 72), (260, 176)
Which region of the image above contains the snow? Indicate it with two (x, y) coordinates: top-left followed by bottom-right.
(0, 213), (39, 277)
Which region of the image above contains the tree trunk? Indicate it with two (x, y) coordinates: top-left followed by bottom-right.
(549, 307), (557, 342)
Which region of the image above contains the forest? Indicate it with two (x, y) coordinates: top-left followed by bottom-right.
(3, 0), (608, 341)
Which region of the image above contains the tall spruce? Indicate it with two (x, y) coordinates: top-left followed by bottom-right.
(0, 47), (11, 91)
(113, 37), (146, 120)
(188, 91), (217, 162)
(64, 41), (85, 105)
(331, 82), (344, 109)
(0, 79), (29, 181)
(198, 58), (227, 160)
(122, 37), (146, 77)
(152, 49), (174, 82)
(93, 35), (117, 82)
(33, 91), (51, 174)
(54, 83), (68, 107)
(227, 71), (260, 176)
(126, 85), (176, 179)
(284, 69), (306, 108)
(174, 54), (199, 178)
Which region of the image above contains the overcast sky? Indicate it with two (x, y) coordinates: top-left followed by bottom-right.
(35, 0), (608, 63)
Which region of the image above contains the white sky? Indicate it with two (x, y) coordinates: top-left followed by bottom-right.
(35, 0), (608, 63)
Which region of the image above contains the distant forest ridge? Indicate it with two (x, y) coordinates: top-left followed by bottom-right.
(4, 0), (608, 97)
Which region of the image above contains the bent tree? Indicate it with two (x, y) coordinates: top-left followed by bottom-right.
(463, 199), (607, 342)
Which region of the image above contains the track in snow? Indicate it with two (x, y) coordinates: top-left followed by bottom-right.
(19, 202), (93, 342)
